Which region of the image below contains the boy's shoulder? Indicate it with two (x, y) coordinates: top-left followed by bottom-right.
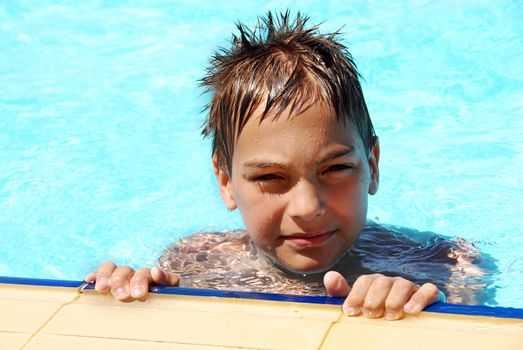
(356, 221), (456, 255)
(344, 221), (496, 304)
(158, 230), (326, 294)
(357, 221), (486, 263)
(159, 230), (254, 271)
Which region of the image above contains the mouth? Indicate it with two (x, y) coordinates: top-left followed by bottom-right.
(282, 230), (336, 248)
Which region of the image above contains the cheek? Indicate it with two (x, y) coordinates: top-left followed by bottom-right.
(234, 187), (286, 241)
(328, 180), (368, 218)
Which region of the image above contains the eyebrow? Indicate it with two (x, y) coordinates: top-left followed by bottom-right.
(318, 148), (355, 165)
(242, 160), (288, 170)
(241, 147), (356, 171)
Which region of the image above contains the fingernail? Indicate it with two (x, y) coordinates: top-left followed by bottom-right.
(343, 306), (360, 316)
(131, 287), (143, 298)
(385, 313), (400, 321)
(404, 300), (417, 313)
(114, 287), (127, 299)
(363, 309), (380, 318)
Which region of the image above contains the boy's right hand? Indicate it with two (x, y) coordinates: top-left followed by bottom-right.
(84, 261), (180, 301)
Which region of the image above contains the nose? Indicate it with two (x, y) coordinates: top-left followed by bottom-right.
(287, 179), (326, 221)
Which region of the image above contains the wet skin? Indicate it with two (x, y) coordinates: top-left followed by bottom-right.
(86, 102), (441, 320)
(215, 102), (379, 274)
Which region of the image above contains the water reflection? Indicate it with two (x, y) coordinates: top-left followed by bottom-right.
(159, 221), (498, 305)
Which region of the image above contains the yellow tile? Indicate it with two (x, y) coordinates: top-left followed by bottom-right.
(43, 293), (337, 350)
(26, 334), (254, 350)
(0, 284), (79, 303)
(0, 285), (79, 334)
(78, 290), (342, 321)
(0, 300), (66, 334)
(0, 332), (31, 350)
(322, 312), (523, 350)
(4, 283), (522, 350)
(337, 309), (523, 335)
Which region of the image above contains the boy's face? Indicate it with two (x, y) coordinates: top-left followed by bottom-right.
(214, 102), (380, 274)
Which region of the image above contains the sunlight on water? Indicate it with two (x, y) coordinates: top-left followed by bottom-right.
(0, 1), (522, 307)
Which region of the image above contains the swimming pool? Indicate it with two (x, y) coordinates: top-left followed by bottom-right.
(1, 1), (521, 308)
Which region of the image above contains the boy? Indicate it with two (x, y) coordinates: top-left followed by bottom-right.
(86, 12), (447, 321)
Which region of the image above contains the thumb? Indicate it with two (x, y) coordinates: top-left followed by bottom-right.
(323, 271), (351, 297)
(151, 266), (180, 286)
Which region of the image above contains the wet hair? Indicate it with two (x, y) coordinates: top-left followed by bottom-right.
(201, 11), (376, 174)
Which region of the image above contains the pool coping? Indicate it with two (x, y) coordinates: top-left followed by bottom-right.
(2, 275), (522, 320)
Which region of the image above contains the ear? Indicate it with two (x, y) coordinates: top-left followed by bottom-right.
(212, 156), (237, 210)
(367, 137), (380, 195)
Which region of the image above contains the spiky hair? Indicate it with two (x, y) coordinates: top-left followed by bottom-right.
(201, 11), (376, 174)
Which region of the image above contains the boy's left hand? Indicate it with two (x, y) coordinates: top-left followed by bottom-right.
(323, 271), (442, 321)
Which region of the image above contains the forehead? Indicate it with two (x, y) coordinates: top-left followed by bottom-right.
(233, 102), (364, 161)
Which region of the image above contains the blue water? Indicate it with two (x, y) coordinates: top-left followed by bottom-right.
(1, 1), (522, 307)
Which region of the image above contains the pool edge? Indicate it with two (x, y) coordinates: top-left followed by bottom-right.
(2, 275), (522, 320)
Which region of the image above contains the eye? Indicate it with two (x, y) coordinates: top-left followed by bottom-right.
(324, 164), (354, 173)
(250, 173), (282, 182)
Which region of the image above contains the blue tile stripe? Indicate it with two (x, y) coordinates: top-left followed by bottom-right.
(149, 284), (347, 305)
(2, 276), (522, 320)
(149, 285), (523, 320)
(0, 276), (84, 288)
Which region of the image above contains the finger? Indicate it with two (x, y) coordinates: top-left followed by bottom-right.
(151, 266), (180, 286)
(84, 271), (97, 283)
(404, 283), (439, 314)
(323, 271), (351, 297)
(384, 278), (417, 320)
(130, 268), (153, 299)
(361, 275), (394, 318)
(343, 274), (377, 316)
(110, 266), (135, 301)
(95, 261), (117, 292)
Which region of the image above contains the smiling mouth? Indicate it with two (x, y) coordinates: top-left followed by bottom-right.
(282, 230), (336, 248)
